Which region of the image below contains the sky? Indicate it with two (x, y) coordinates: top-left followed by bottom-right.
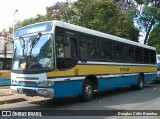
(0, 0), (76, 31)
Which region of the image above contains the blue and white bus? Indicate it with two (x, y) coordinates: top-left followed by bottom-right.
(11, 21), (157, 101)
(0, 57), (12, 86)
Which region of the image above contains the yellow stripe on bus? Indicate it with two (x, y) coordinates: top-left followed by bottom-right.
(47, 65), (157, 77)
(0, 71), (11, 77)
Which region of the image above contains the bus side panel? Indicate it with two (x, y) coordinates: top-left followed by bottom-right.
(0, 71), (11, 86)
(54, 80), (83, 98)
(144, 73), (157, 83)
(98, 75), (138, 91)
(0, 77), (11, 86)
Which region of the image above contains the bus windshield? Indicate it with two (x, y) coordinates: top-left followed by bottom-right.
(12, 33), (53, 70)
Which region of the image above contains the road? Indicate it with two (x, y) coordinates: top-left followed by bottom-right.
(0, 83), (160, 119)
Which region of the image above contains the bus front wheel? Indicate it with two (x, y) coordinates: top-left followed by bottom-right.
(80, 80), (94, 102)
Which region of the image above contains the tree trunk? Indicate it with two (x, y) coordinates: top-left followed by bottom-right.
(143, 20), (154, 44)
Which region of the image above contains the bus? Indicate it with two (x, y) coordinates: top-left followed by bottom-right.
(157, 55), (160, 79)
(11, 21), (157, 101)
(157, 54), (160, 63)
(0, 57), (12, 86)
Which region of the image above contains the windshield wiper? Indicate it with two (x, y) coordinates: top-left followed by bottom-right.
(26, 32), (42, 69)
(19, 36), (25, 48)
(19, 36), (25, 56)
(29, 32), (42, 56)
(30, 32), (42, 48)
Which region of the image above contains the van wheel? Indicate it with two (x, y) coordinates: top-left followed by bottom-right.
(80, 80), (94, 102)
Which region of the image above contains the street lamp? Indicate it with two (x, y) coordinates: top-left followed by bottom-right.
(13, 9), (18, 39)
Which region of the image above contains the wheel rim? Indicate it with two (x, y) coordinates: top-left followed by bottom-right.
(139, 76), (143, 88)
(85, 84), (93, 97)
(139, 80), (142, 87)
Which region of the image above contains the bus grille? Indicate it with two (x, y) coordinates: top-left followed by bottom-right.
(19, 81), (37, 87)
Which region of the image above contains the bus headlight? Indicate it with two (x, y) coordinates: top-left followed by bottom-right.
(42, 81), (47, 86)
(37, 80), (54, 87)
(11, 79), (18, 84)
(48, 81), (54, 86)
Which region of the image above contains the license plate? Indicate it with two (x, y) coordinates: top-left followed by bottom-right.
(19, 88), (34, 95)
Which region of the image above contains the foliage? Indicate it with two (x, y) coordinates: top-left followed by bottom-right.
(67, 0), (139, 41)
(133, 0), (160, 44)
(46, 0), (74, 22)
(12, 0), (160, 55)
(84, 0), (139, 41)
(18, 0), (139, 42)
(148, 23), (160, 53)
(17, 15), (48, 28)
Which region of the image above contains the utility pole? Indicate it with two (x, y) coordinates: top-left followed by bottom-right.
(13, 9), (18, 39)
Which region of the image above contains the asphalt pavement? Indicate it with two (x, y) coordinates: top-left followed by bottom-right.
(0, 80), (159, 106)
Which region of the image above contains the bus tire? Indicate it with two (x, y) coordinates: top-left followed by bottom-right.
(80, 80), (94, 102)
(132, 75), (144, 90)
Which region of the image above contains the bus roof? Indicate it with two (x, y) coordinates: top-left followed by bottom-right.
(17, 20), (156, 50)
(54, 21), (156, 50)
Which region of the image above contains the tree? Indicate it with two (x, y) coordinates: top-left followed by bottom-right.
(72, 0), (139, 41)
(132, 0), (160, 44)
(70, 0), (97, 27)
(46, 0), (74, 23)
(148, 23), (160, 53)
(17, 14), (47, 28)
(18, 0), (139, 42)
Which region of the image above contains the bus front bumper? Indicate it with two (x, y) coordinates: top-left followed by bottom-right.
(11, 86), (54, 98)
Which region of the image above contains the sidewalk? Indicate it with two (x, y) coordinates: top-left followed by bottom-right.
(0, 86), (12, 96)
(0, 86), (27, 105)
(0, 86), (46, 105)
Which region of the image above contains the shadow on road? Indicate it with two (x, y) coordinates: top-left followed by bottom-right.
(30, 83), (160, 109)
(2, 83), (160, 113)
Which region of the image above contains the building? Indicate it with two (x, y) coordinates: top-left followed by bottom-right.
(0, 31), (13, 58)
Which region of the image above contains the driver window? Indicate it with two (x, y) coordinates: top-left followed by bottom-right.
(56, 35), (76, 58)
(56, 34), (77, 70)
(56, 35), (65, 58)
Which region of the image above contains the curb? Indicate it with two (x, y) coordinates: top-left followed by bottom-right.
(0, 89), (12, 96)
(0, 87), (27, 105)
(0, 98), (27, 105)
(0, 87), (45, 105)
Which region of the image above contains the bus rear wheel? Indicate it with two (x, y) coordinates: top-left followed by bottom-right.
(132, 74), (144, 90)
(137, 75), (144, 89)
(80, 80), (94, 102)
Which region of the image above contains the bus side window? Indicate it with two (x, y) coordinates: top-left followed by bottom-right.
(63, 36), (71, 58)
(80, 35), (95, 59)
(0, 61), (3, 70)
(113, 42), (124, 62)
(5, 59), (12, 70)
(97, 39), (112, 61)
(71, 37), (77, 58)
(56, 35), (65, 58)
(56, 34), (77, 70)
(80, 41), (88, 59)
(56, 35), (77, 58)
